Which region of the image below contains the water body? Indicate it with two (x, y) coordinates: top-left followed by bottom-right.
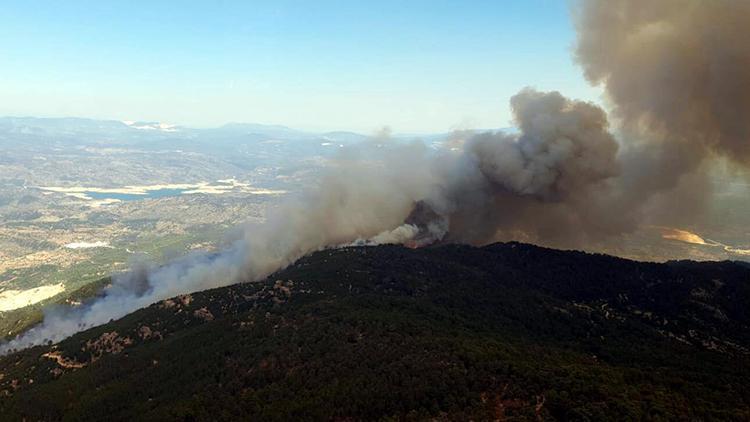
(85, 188), (188, 201)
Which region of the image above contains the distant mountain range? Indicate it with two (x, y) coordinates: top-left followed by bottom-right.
(0, 116), (498, 144)
(1, 242), (748, 420)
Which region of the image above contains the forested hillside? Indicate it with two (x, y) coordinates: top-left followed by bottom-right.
(1, 242), (748, 420)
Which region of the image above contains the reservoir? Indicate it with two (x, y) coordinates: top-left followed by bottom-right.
(84, 188), (188, 201)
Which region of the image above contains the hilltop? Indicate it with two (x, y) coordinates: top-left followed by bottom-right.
(1, 242), (748, 420)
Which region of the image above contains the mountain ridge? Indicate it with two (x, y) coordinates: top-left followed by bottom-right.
(1, 241), (748, 420)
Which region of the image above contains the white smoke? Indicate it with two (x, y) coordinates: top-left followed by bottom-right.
(349, 225), (421, 247)
(0, 137), (439, 353)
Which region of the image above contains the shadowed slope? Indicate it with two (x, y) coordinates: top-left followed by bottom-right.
(1, 243), (748, 420)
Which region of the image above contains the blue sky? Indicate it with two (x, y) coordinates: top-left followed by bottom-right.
(0, 0), (601, 133)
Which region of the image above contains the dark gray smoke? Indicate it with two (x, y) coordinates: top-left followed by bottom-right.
(440, 88), (624, 246)
(576, 0), (750, 164)
(575, 0), (750, 207)
(3, 0), (748, 353)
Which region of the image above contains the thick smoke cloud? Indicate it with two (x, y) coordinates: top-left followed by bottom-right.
(575, 0), (750, 184)
(443, 89), (623, 245)
(3, 0), (749, 352)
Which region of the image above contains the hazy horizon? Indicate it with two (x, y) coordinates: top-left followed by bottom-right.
(0, 113), (512, 136)
(0, 0), (602, 133)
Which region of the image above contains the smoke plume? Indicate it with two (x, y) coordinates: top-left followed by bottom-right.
(3, 0), (749, 353)
(575, 0), (750, 194)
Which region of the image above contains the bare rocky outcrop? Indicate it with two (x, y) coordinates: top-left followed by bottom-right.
(84, 331), (133, 362)
(42, 351), (86, 369)
(161, 294), (193, 310)
(193, 307), (214, 322)
(273, 280), (293, 297)
(138, 325), (162, 341)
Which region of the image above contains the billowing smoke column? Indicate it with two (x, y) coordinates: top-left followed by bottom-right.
(576, 0), (750, 166)
(3, 0), (750, 353)
(353, 88), (624, 247)
(437, 89), (624, 245)
(574, 0), (750, 224)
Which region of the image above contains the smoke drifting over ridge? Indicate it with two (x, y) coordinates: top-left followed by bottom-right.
(3, 0), (749, 352)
